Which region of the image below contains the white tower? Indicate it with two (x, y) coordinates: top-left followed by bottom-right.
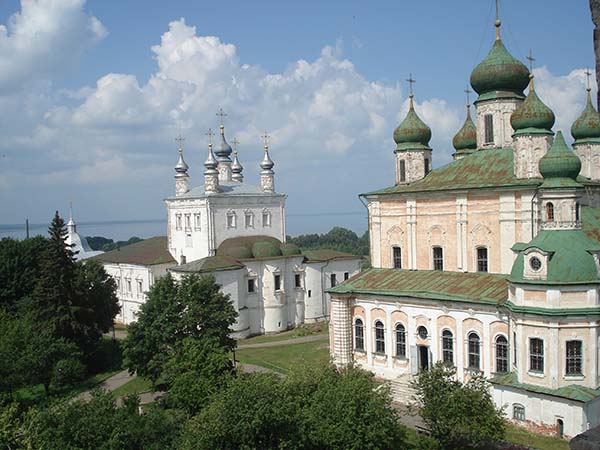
(204, 129), (219, 194)
(231, 138), (244, 183)
(215, 108), (233, 182)
(174, 135), (190, 196)
(260, 131), (275, 193)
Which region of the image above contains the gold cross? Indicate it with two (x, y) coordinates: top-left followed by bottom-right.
(526, 49), (535, 73)
(406, 73), (416, 97)
(175, 134), (185, 150)
(205, 128), (214, 146)
(464, 86), (472, 105)
(585, 68), (593, 91)
(261, 131), (270, 149)
(216, 108), (227, 126)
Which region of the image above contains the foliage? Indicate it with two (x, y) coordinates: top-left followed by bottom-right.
(22, 389), (183, 450)
(86, 236), (144, 252)
(51, 358), (86, 389)
(123, 273), (237, 384)
(0, 402), (24, 449)
(164, 337), (234, 414)
(181, 364), (409, 450)
(412, 362), (506, 449)
(0, 236), (48, 311)
(287, 226), (369, 256)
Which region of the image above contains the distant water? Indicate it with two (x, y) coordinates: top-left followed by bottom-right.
(1, 212), (368, 242)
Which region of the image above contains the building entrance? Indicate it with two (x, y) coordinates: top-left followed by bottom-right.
(418, 345), (429, 371)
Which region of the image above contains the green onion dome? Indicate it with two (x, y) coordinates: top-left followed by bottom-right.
(452, 105), (477, 153)
(470, 39), (530, 101)
(539, 131), (581, 183)
(393, 97), (432, 151)
(571, 90), (600, 142)
(510, 79), (555, 132)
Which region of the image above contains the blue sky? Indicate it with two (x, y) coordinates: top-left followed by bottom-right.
(0, 0), (596, 234)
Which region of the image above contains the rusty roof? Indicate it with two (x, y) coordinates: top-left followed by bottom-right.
(363, 147), (598, 196)
(91, 236), (175, 266)
(302, 249), (360, 262)
(329, 268), (508, 305)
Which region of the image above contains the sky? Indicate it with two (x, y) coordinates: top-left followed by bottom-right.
(0, 0), (596, 234)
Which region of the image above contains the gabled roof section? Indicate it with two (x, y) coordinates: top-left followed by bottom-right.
(92, 236), (175, 266)
(363, 148), (599, 197)
(329, 268), (508, 306)
(302, 249), (361, 262)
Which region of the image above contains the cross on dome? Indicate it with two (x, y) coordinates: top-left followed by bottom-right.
(205, 128), (214, 147)
(261, 131), (270, 149)
(585, 68), (593, 92)
(216, 108), (227, 127)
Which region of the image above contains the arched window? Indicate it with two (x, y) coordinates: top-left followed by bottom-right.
(513, 404), (525, 421)
(495, 335), (508, 373)
(392, 247), (402, 269)
(546, 202), (554, 222)
(395, 324), (406, 358)
(354, 318), (364, 351)
(399, 160), (406, 182)
(468, 332), (481, 370)
(227, 210), (237, 228)
(417, 326), (428, 339)
(476, 247), (488, 273)
(442, 330), (454, 364)
(432, 246), (444, 270)
(374, 320), (385, 354)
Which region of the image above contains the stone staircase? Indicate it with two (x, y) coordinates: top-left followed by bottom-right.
(388, 373), (417, 405)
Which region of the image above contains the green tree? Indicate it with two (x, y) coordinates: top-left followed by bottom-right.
(23, 390), (183, 450)
(164, 336), (234, 414)
(180, 372), (294, 450)
(412, 362), (505, 449)
(123, 273), (237, 384)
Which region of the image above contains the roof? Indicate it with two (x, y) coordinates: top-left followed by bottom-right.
(583, 206), (600, 243)
(328, 268), (508, 306)
(169, 255), (244, 273)
(166, 180), (285, 200)
(302, 249), (361, 262)
(491, 372), (600, 403)
(510, 229), (600, 285)
(363, 147), (599, 197)
(92, 236), (175, 266)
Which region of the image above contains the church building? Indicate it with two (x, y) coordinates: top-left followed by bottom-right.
(329, 13), (600, 439)
(95, 118), (361, 336)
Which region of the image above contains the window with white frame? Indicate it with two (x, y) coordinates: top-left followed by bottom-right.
(175, 213), (182, 230)
(116, 278), (120, 291)
(344, 272), (349, 281)
(126, 279), (132, 293)
(395, 324), (406, 358)
(137, 280), (143, 294)
(262, 210), (271, 227)
(194, 213), (201, 230)
(184, 213), (191, 230)
(484, 114), (494, 144)
(274, 274), (281, 291)
(477, 247), (488, 272)
(374, 320), (385, 354)
(247, 278), (256, 293)
(468, 332), (480, 370)
(354, 318), (364, 351)
(392, 246), (402, 269)
(529, 338), (544, 373)
(566, 340), (582, 375)
(432, 246), (444, 270)
(495, 335), (508, 373)
(442, 330), (454, 364)
(330, 273), (337, 287)
(294, 273), (302, 288)
(227, 211), (237, 229)
(244, 210), (254, 228)
(513, 404), (525, 421)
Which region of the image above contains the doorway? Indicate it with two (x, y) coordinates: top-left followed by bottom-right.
(556, 419), (564, 439)
(418, 345), (429, 371)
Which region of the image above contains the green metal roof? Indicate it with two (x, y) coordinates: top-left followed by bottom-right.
(328, 268), (508, 306)
(170, 255), (245, 273)
(510, 83), (555, 132)
(393, 100), (432, 152)
(571, 91), (600, 143)
(92, 236), (175, 266)
(302, 249), (360, 262)
(491, 372), (600, 403)
(452, 106), (477, 152)
(539, 131), (582, 188)
(510, 229), (600, 285)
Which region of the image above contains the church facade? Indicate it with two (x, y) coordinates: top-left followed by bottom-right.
(96, 124), (361, 336)
(329, 17), (600, 438)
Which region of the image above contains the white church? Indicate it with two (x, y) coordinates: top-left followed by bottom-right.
(328, 13), (600, 439)
(94, 119), (361, 337)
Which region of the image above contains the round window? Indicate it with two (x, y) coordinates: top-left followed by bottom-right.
(530, 256), (542, 272)
(417, 326), (428, 339)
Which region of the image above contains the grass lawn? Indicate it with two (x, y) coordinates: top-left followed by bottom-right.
(235, 339), (330, 374)
(505, 424), (568, 450)
(237, 323), (328, 346)
(111, 376), (153, 397)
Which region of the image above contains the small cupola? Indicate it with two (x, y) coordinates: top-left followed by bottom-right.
(510, 74), (555, 134)
(571, 83), (600, 144)
(539, 131), (582, 187)
(452, 97), (477, 159)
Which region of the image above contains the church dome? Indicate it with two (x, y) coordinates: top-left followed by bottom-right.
(539, 131), (581, 181)
(452, 107), (477, 152)
(252, 241), (282, 258)
(393, 100), (432, 150)
(571, 91), (600, 142)
(280, 243), (301, 256)
(510, 81), (555, 132)
(215, 125), (233, 159)
(470, 40), (530, 100)
(219, 245), (252, 259)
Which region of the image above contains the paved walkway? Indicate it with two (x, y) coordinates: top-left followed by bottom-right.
(236, 333), (328, 349)
(75, 369), (136, 402)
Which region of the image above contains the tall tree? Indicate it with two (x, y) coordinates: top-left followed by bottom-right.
(123, 274), (237, 384)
